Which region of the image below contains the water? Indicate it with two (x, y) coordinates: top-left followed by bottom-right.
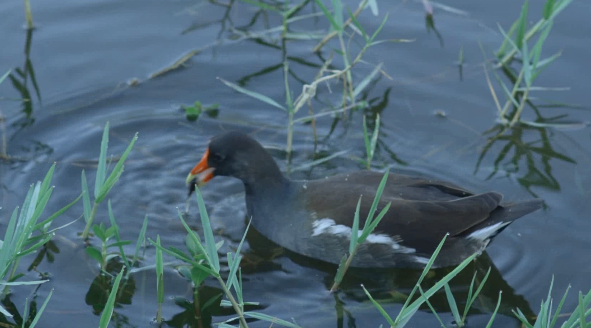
(1, 0), (590, 327)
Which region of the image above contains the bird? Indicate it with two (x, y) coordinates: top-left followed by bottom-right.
(185, 131), (543, 269)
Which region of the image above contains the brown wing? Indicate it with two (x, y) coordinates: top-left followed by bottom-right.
(302, 172), (502, 253)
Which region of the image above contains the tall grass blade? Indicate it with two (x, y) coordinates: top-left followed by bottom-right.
(194, 187), (220, 273)
(522, 41), (532, 87)
(107, 200), (130, 266)
(369, 114), (380, 161)
(39, 163), (55, 195)
(353, 63), (383, 98)
(313, 0), (341, 31)
(549, 284), (571, 327)
(531, 52), (561, 81)
(515, 1), (529, 49)
(95, 122), (109, 198)
(331, 0), (343, 31)
(358, 170), (389, 243)
(218, 78), (286, 111)
(244, 312), (301, 328)
(0, 70), (11, 85)
(349, 197), (362, 254)
(444, 283), (462, 326)
(485, 291), (502, 328)
(370, 13), (389, 42)
(464, 267), (491, 319)
(367, 0), (379, 16)
(156, 235), (164, 323)
(348, 8), (367, 42)
(96, 133), (138, 203)
(543, 0), (555, 19)
(132, 215), (149, 266)
(579, 291), (586, 328)
(33, 192), (82, 231)
(333, 254), (348, 287)
(226, 221), (250, 291)
(418, 285), (446, 328)
(532, 20), (553, 70)
(99, 269), (124, 328)
(361, 285), (396, 326)
(28, 289), (53, 328)
(81, 171), (91, 222)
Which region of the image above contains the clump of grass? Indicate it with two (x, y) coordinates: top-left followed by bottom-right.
(150, 187), (300, 327)
(361, 234), (478, 328)
(442, 267), (492, 327)
(80, 122), (138, 239)
(484, 0), (573, 127)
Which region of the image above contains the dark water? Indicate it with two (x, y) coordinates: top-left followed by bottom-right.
(1, 0), (590, 327)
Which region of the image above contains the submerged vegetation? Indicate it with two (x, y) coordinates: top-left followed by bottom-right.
(1, 0), (588, 327)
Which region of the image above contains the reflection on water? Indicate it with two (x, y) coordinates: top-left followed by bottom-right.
(475, 117), (576, 198)
(7, 28), (41, 133)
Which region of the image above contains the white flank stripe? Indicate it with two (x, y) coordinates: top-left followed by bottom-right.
(467, 222), (511, 241)
(311, 218), (416, 253)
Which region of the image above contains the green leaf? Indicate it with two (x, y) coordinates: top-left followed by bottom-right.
(244, 312), (301, 328)
(202, 294), (222, 311)
(531, 51), (561, 81)
(107, 200), (130, 266)
(349, 197), (362, 254)
(522, 41), (532, 87)
(85, 247), (103, 264)
(515, 0), (529, 49)
(218, 78), (286, 111)
(444, 283), (461, 325)
(148, 238), (219, 277)
(28, 289), (53, 328)
(30, 187), (53, 223)
(39, 163), (55, 196)
(532, 20), (553, 70)
(418, 285), (446, 328)
(81, 171), (91, 222)
(549, 284), (571, 327)
(99, 269), (124, 328)
(333, 254), (349, 286)
(226, 220), (251, 290)
(313, 0), (341, 32)
(543, 0), (555, 19)
(95, 133), (138, 203)
(95, 122), (109, 198)
(0, 280), (48, 286)
(17, 233), (53, 258)
(190, 266), (210, 286)
(194, 187), (220, 273)
(362, 285), (396, 326)
(107, 240), (132, 248)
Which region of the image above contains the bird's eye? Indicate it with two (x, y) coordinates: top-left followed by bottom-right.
(210, 152), (225, 162)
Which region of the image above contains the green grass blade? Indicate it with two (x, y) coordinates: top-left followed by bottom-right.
(515, 0), (529, 49)
(194, 187), (220, 273)
(108, 200), (130, 267)
(0, 207), (20, 274)
(418, 285), (446, 328)
(465, 267), (491, 316)
(463, 272), (477, 320)
(444, 283), (462, 325)
(39, 163), (55, 195)
(312, 0), (341, 32)
(512, 308), (534, 328)
(156, 235), (164, 304)
(21, 298), (28, 325)
(17, 233), (53, 258)
(532, 20), (553, 70)
(550, 284), (571, 327)
(226, 220), (250, 290)
(531, 51), (561, 81)
(0, 70), (11, 85)
(96, 133), (138, 203)
(30, 187), (53, 223)
(361, 284), (396, 326)
(543, 0), (555, 19)
(28, 289), (53, 328)
(85, 246), (103, 264)
(347, 8), (367, 42)
(95, 122), (109, 198)
(132, 215), (149, 266)
(370, 12), (389, 42)
(331, 0), (343, 31)
(349, 197), (362, 254)
(548, 0), (574, 21)
(33, 192), (82, 231)
(367, 0), (379, 15)
(245, 312), (301, 328)
(485, 291), (502, 328)
(363, 116), (371, 166)
(81, 171), (91, 222)
(400, 252), (478, 323)
(333, 254), (348, 286)
(354, 64), (383, 99)
(99, 269), (124, 328)
(361, 169), (389, 232)
(361, 202), (391, 243)
(579, 291), (587, 328)
(218, 78), (286, 111)
(522, 41), (532, 87)
(497, 23), (521, 54)
(369, 114), (380, 160)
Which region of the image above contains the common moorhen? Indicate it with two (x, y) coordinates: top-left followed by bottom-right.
(186, 132), (542, 268)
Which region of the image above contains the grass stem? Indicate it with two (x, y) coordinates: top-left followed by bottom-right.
(216, 275), (249, 328)
(23, 0), (34, 30)
(329, 244), (358, 292)
(82, 202), (99, 240)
